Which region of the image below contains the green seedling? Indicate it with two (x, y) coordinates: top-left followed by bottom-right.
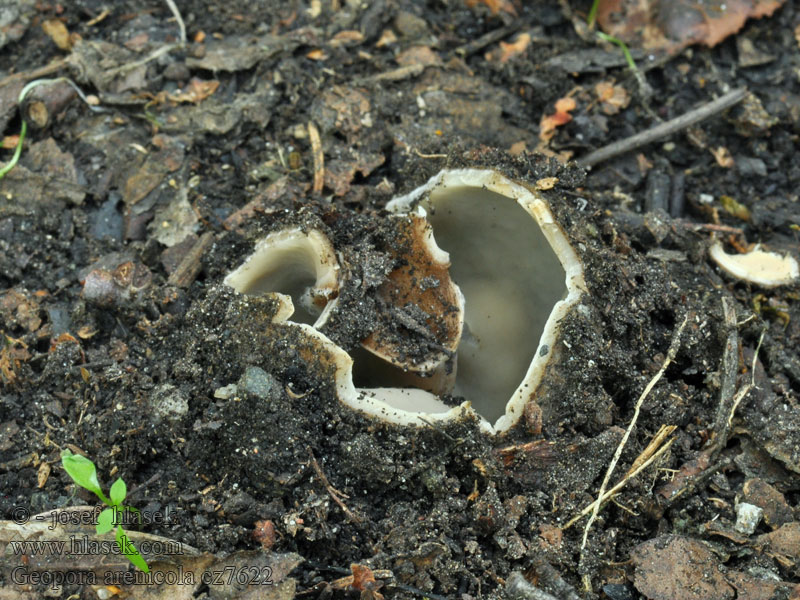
(0, 77), (106, 181)
(597, 31), (638, 75)
(586, 0), (649, 97)
(60, 450), (150, 573)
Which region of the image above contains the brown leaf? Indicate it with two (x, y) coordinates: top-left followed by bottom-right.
(0, 335), (30, 386)
(330, 30), (364, 46)
(42, 19), (73, 51)
(168, 78), (220, 103)
(464, 0), (518, 17)
(539, 97), (577, 142)
(305, 48), (327, 60)
(252, 520), (276, 551)
(711, 146), (735, 168)
(757, 522), (800, 564)
(596, 0), (784, 53)
(37, 462), (51, 488)
(594, 81), (630, 115)
(395, 45), (442, 67)
(631, 535), (734, 600)
(485, 33), (531, 63)
(350, 563), (384, 598)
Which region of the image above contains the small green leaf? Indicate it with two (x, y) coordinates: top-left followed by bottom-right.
(109, 478), (127, 506)
(96, 508), (115, 534)
(116, 526), (149, 573)
(61, 450), (109, 504)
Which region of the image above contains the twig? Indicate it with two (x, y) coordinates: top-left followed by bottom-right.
(662, 454), (733, 507)
(356, 64), (425, 84)
(0, 58), (68, 89)
(728, 328), (765, 426)
(306, 447), (362, 523)
(706, 297), (739, 454)
(307, 121), (324, 194)
(167, 232), (215, 288)
(676, 221), (745, 236)
(705, 303), (766, 457)
(454, 22), (523, 57)
(580, 313), (689, 553)
(413, 148), (446, 159)
(577, 88), (748, 169)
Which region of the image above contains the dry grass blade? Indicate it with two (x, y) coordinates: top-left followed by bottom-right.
(579, 313), (689, 555)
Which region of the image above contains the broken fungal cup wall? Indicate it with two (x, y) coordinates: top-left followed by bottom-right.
(387, 169), (586, 433)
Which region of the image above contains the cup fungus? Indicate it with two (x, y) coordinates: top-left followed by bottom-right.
(224, 228), (339, 327)
(225, 169), (586, 434)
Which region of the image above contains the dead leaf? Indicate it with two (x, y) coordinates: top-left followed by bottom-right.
(350, 564), (379, 593)
(535, 177), (558, 190)
(375, 29), (397, 47)
(37, 462), (51, 488)
(1, 289), (42, 332)
(124, 32), (150, 52)
(395, 45), (442, 67)
(305, 48), (327, 60)
(330, 30), (364, 46)
(631, 535), (734, 600)
(756, 522), (800, 564)
(594, 81), (630, 115)
(508, 140), (526, 156)
(596, 0), (784, 53)
(42, 19), (72, 51)
(253, 520), (276, 551)
(2, 135), (20, 149)
(485, 32), (531, 63)
(711, 146), (735, 168)
(0, 335), (30, 386)
(168, 78), (220, 104)
(539, 97), (577, 142)
(464, 0), (518, 17)
(719, 195), (750, 220)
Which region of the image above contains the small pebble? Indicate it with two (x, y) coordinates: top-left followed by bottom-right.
(239, 366), (276, 399)
(734, 502), (763, 535)
(214, 384), (238, 399)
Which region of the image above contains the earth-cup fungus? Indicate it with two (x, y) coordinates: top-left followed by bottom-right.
(224, 228), (339, 327)
(226, 168), (586, 434)
(709, 241), (799, 288)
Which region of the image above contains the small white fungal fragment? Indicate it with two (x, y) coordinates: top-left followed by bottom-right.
(709, 241), (799, 288)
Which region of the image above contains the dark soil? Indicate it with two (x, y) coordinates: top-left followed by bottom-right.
(1, 1), (799, 599)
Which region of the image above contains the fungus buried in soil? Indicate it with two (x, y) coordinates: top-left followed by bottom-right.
(225, 169), (586, 434)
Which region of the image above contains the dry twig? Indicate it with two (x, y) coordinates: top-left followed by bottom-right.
(306, 447), (362, 523)
(565, 428), (675, 529)
(307, 121), (324, 194)
(167, 232), (215, 288)
(577, 88), (747, 168)
(578, 312), (689, 567)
